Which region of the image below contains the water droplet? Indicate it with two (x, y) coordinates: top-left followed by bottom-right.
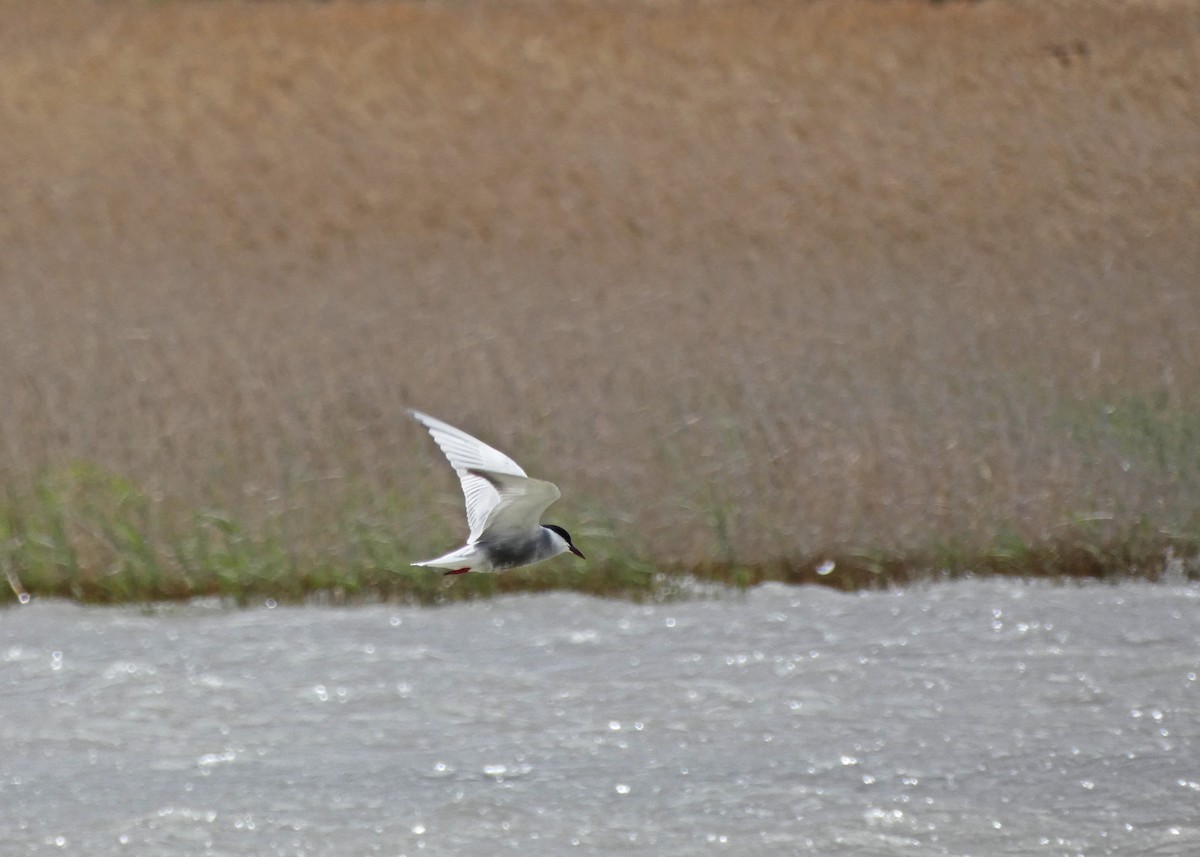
(615, 783), (630, 795)
(608, 720), (621, 731)
(197, 748), (237, 767)
(816, 560), (835, 576)
(17, 593), (30, 604)
(412, 823), (426, 835)
(865, 808), (904, 826)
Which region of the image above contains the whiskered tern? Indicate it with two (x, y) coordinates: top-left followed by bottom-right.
(410, 410), (585, 575)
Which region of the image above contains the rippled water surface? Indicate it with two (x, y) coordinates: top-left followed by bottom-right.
(3, 579), (1199, 855)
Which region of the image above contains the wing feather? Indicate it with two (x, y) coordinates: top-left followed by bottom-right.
(467, 469), (561, 537)
(411, 410), (532, 542)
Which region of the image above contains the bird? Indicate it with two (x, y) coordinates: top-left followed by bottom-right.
(409, 410), (585, 575)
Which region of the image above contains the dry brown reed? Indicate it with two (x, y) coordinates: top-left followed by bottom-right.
(1, 0), (1198, 597)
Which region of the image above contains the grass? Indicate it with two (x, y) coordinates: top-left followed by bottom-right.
(1, 459), (1196, 606)
(1, 0), (1199, 604)
(0, 463), (666, 605)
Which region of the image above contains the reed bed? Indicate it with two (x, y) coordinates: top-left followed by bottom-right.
(1, 0), (1198, 602)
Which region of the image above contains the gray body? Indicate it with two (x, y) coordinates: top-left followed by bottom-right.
(477, 526), (567, 572)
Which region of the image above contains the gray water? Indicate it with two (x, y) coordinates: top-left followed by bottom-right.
(2, 579), (1198, 856)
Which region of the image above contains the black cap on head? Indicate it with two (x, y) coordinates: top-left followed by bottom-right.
(544, 524), (585, 559)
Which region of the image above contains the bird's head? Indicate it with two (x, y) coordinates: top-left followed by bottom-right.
(544, 524), (585, 559)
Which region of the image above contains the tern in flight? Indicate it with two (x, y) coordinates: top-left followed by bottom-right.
(410, 410), (585, 575)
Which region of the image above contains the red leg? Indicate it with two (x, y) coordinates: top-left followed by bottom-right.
(443, 568), (471, 576)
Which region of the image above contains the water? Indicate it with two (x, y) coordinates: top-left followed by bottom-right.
(2, 579), (1198, 856)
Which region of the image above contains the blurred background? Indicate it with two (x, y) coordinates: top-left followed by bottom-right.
(1, 0), (1198, 599)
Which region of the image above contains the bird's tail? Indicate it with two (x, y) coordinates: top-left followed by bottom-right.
(410, 545), (481, 571)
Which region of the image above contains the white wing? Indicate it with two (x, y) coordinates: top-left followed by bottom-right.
(467, 468), (562, 538)
(411, 410), (532, 542)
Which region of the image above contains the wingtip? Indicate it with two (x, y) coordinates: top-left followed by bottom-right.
(409, 409), (440, 432)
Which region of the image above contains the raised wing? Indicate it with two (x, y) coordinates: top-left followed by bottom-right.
(410, 410), (528, 542)
(468, 469), (562, 537)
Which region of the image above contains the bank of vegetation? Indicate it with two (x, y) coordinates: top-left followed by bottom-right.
(3, 0), (1197, 603)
